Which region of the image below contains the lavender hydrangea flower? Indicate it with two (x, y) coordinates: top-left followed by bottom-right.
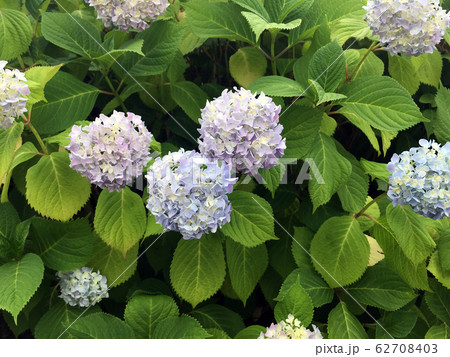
(0, 61), (30, 130)
(67, 111), (153, 192)
(387, 139), (450, 220)
(85, 0), (170, 32)
(146, 149), (237, 240)
(198, 87), (286, 176)
(364, 0), (450, 56)
(258, 314), (323, 339)
(57, 267), (109, 308)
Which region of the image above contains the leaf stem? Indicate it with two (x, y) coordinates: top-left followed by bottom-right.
(270, 31), (278, 75)
(22, 114), (49, 155)
(354, 192), (387, 218)
(103, 74), (128, 113)
(256, 46), (272, 61)
(1, 171), (13, 203)
(17, 56), (25, 70)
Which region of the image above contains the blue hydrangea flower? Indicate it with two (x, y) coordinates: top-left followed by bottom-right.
(0, 61), (30, 130)
(57, 267), (109, 308)
(258, 314), (323, 339)
(364, 0), (450, 56)
(85, 0), (170, 32)
(198, 87), (286, 176)
(67, 111), (153, 192)
(387, 139), (450, 220)
(146, 149), (237, 240)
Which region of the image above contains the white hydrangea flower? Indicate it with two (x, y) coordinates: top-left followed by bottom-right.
(258, 314), (323, 339)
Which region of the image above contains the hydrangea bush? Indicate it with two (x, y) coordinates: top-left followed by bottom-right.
(0, 0), (450, 341)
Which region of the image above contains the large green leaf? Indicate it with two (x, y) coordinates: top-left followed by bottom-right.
(234, 325), (266, 339)
(41, 12), (102, 58)
(328, 302), (368, 339)
(376, 311), (418, 339)
(26, 152), (91, 221)
(388, 56), (420, 95)
(248, 75), (304, 97)
(231, 0), (270, 21)
(152, 315), (211, 339)
(425, 279), (450, 326)
(0, 9), (33, 60)
(94, 187), (147, 256)
(0, 253), (44, 323)
(425, 324), (450, 339)
(170, 81), (208, 123)
(338, 76), (425, 132)
(221, 191), (277, 247)
(30, 72), (99, 135)
(184, 1), (256, 44)
(66, 312), (135, 339)
(226, 237), (268, 304)
(170, 235), (226, 307)
(346, 263), (417, 311)
(310, 216), (369, 287)
(0, 202), (19, 259)
(307, 133), (352, 210)
(308, 40), (345, 92)
(434, 86), (450, 143)
(386, 204), (436, 264)
(31, 217), (94, 271)
(0, 123), (24, 183)
(411, 51), (442, 89)
(192, 304), (245, 337)
(229, 47), (267, 88)
(124, 295), (179, 338)
(241, 11), (301, 41)
(25, 65), (62, 105)
(291, 226), (314, 268)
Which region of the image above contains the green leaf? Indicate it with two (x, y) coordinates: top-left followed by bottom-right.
(31, 72), (99, 135)
(221, 191), (277, 247)
(0, 122), (24, 182)
(25, 152), (91, 221)
(281, 106), (323, 159)
(328, 302), (368, 339)
(25, 0), (46, 18)
(425, 279), (450, 326)
(265, 0), (309, 23)
(226, 237), (268, 304)
(345, 49), (384, 79)
(41, 12), (102, 58)
(258, 164), (285, 198)
(388, 56), (420, 95)
(94, 187), (147, 256)
(124, 295), (179, 338)
(192, 304), (245, 337)
(248, 75), (304, 97)
(24, 65), (62, 105)
(331, 18), (370, 46)
(9, 142), (39, 172)
(31, 217), (94, 271)
(170, 81), (208, 123)
(145, 214), (165, 237)
(291, 226), (314, 268)
(310, 216), (369, 287)
(346, 263), (417, 311)
(434, 86), (450, 143)
(0, 202), (21, 260)
(386, 204), (436, 264)
(372, 217), (429, 290)
(438, 229), (450, 271)
(66, 312), (135, 339)
(360, 158), (390, 182)
(428, 252), (450, 290)
(94, 39), (144, 70)
(274, 274), (314, 326)
(0, 253), (44, 323)
(411, 50), (442, 89)
(34, 300), (101, 339)
(425, 324), (450, 339)
(152, 315), (211, 339)
(0, 9), (33, 60)
(241, 11), (301, 41)
(234, 325), (266, 339)
(310, 81), (347, 106)
(376, 311), (418, 339)
(231, 0), (270, 21)
(170, 235), (226, 307)
(229, 47), (267, 88)
(184, 1), (256, 44)
(307, 133), (352, 210)
(338, 76), (425, 132)
(89, 237), (138, 287)
(308, 40), (345, 92)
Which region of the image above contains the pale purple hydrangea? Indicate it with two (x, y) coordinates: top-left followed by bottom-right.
(57, 267), (109, 308)
(364, 0), (450, 56)
(198, 87), (286, 176)
(146, 149), (237, 240)
(387, 139), (450, 220)
(84, 0), (170, 32)
(258, 314), (323, 339)
(67, 111), (153, 192)
(0, 61), (30, 130)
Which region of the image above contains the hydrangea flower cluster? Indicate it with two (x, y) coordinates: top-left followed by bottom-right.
(84, 0), (170, 32)
(387, 139), (450, 220)
(67, 111), (153, 192)
(258, 314), (323, 339)
(146, 149), (237, 240)
(57, 267), (109, 308)
(0, 61), (30, 130)
(198, 87), (286, 176)
(364, 0), (450, 56)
